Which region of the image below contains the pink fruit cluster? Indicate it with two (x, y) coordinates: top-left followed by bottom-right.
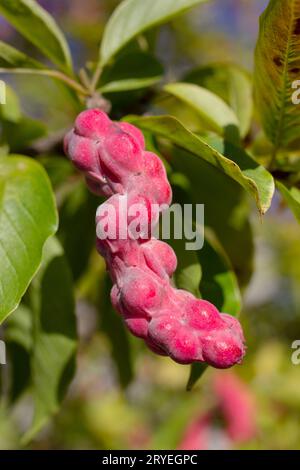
(64, 109), (246, 368)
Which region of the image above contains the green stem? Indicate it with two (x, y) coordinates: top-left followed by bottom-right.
(90, 63), (103, 93)
(0, 68), (89, 96)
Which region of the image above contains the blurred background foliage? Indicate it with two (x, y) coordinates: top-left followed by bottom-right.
(1, 0), (300, 450)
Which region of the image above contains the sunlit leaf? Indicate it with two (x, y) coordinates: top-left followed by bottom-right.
(100, 0), (210, 66)
(129, 115), (274, 214)
(184, 63), (253, 138)
(164, 82), (239, 136)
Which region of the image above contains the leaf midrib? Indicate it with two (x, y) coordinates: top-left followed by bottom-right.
(273, 0), (296, 158)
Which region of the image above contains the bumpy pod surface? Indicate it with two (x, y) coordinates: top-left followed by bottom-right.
(64, 109), (246, 368)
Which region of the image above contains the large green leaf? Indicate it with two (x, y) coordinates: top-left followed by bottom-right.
(171, 145), (254, 288)
(23, 237), (77, 443)
(99, 52), (163, 93)
(170, 236), (202, 297)
(0, 0), (72, 72)
(277, 180), (300, 223)
(129, 115), (274, 214)
(254, 0), (300, 152)
(198, 237), (241, 316)
(0, 40), (43, 69)
(0, 156), (58, 323)
(167, 182), (202, 297)
(100, 0), (209, 66)
(164, 82), (239, 136)
(184, 63), (253, 138)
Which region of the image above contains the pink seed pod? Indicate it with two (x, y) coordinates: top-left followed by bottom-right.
(119, 267), (165, 319)
(66, 132), (100, 174)
(185, 299), (224, 331)
(118, 121), (146, 150)
(75, 108), (111, 140)
(65, 109), (246, 369)
(101, 129), (144, 184)
(201, 328), (245, 369)
(142, 239), (178, 279)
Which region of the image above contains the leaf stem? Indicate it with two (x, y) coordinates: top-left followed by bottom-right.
(79, 68), (93, 93)
(0, 68), (89, 96)
(90, 63), (103, 93)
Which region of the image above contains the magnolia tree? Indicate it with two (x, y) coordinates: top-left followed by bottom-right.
(0, 0), (298, 443)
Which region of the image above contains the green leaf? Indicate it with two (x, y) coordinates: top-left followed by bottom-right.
(99, 51), (163, 93)
(186, 362), (207, 391)
(100, 77), (161, 93)
(166, 184), (202, 297)
(0, 40), (43, 69)
(129, 115), (274, 214)
(171, 146), (254, 288)
(0, 156), (58, 323)
(100, 0), (209, 66)
(277, 180), (300, 223)
(5, 304), (32, 351)
(171, 239), (202, 297)
(254, 0), (300, 152)
(0, 0), (72, 72)
(198, 237), (241, 316)
(184, 63), (253, 138)
(58, 181), (99, 282)
(164, 82), (239, 136)
(22, 237), (77, 443)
